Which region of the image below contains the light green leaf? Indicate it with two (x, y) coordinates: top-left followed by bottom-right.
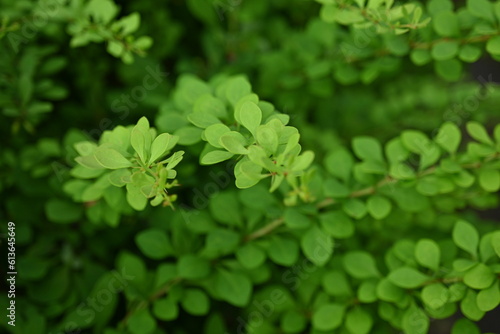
(219, 131), (248, 155)
(284, 207), (311, 229)
(435, 122), (461, 153)
(225, 76), (252, 106)
(127, 308), (156, 334)
(324, 148), (353, 181)
(367, 195), (392, 220)
(291, 151), (315, 172)
(153, 297), (178, 321)
(467, 0), (494, 22)
(200, 149), (234, 165)
(131, 117), (150, 163)
(466, 121), (493, 145)
(476, 281), (500, 312)
(94, 148), (132, 169)
(237, 101), (262, 135)
(433, 11), (459, 37)
(421, 283), (449, 309)
(478, 169), (500, 192)
(492, 231), (500, 258)
(343, 251), (380, 279)
(345, 307), (373, 334)
(431, 40), (459, 60)
(415, 239), (440, 271)
(187, 112), (220, 128)
(451, 318), (481, 334)
(463, 263), (495, 289)
(149, 133), (174, 165)
(460, 289), (485, 321)
(453, 220), (479, 257)
(402, 304), (429, 334)
(343, 198), (367, 219)
(256, 125), (279, 155)
(388, 267), (430, 288)
(204, 123), (231, 148)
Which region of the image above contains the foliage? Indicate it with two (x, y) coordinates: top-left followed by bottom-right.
(1, 0), (500, 334)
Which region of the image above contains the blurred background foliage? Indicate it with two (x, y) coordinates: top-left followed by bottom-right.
(1, 0), (500, 333)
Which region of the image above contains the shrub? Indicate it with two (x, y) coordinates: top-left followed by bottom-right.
(1, 0), (500, 334)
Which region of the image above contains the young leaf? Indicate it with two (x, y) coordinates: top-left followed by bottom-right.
(478, 169), (500, 192)
(237, 101), (262, 136)
(312, 303), (345, 331)
(149, 133), (173, 165)
(256, 125), (279, 155)
(219, 131), (248, 155)
(476, 281), (500, 312)
(204, 123), (231, 148)
(94, 148), (132, 169)
(463, 263), (495, 289)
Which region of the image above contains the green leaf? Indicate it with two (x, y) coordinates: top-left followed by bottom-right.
(376, 278), (405, 302)
(187, 112), (219, 129)
(476, 281), (500, 312)
(366, 195), (392, 220)
(451, 318), (481, 334)
(487, 36), (500, 56)
(200, 149), (234, 165)
(281, 310), (307, 333)
(402, 304), (429, 334)
(177, 254), (210, 279)
(345, 307), (373, 334)
(219, 131), (248, 155)
(431, 40), (459, 60)
(174, 126), (203, 145)
(466, 121), (493, 145)
(357, 279), (378, 303)
(204, 123), (231, 148)
(153, 297), (178, 321)
(322, 270), (352, 296)
(135, 229), (172, 259)
(116, 252), (146, 283)
(435, 122), (461, 153)
(149, 133), (174, 165)
(203, 228), (240, 258)
(301, 226), (334, 266)
(215, 269), (252, 307)
(236, 243), (266, 269)
(131, 117), (150, 164)
(181, 289), (210, 315)
(467, 0), (494, 22)
(193, 94), (226, 119)
(209, 191), (242, 226)
(421, 283), (449, 309)
(460, 289), (485, 321)
(343, 251), (380, 279)
(312, 303), (345, 331)
(45, 199), (83, 224)
(291, 151), (315, 171)
(94, 148), (132, 169)
(453, 220), (479, 257)
(388, 267), (430, 289)
(127, 308), (156, 334)
(433, 11), (459, 36)
(478, 169), (500, 192)
(463, 263), (495, 289)
(256, 125), (279, 155)
(320, 210), (354, 238)
(352, 136), (384, 162)
(114, 12), (140, 35)
(410, 49), (432, 66)
(492, 231), (500, 258)
(284, 207), (311, 229)
(225, 76), (252, 106)
(237, 101), (262, 135)
(324, 148), (353, 181)
(435, 59), (462, 82)
(343, 198), (367, 219)
(235, 160), (265, 189)
(459, 45), (482, 63)
(323, 178), (350, 198)
(268, 236), (299, 266)
(415, 239), (440, 271)
(86, 0), (119, 24)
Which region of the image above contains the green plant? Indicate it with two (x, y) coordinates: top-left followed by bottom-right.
(1, 0), (500, 334)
